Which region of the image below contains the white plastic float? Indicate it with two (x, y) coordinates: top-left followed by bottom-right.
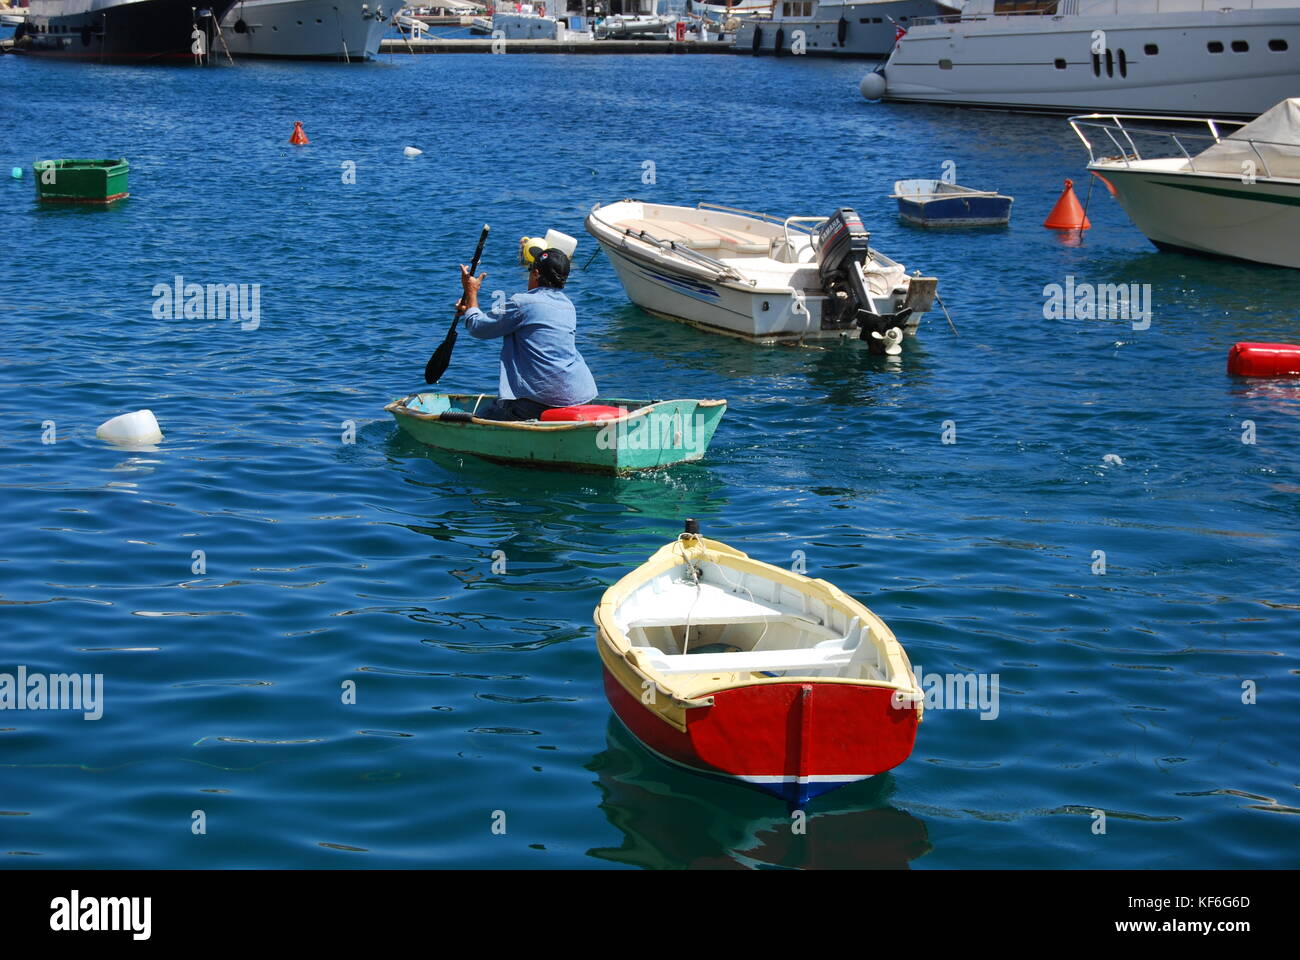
(96, 410), (163, 445)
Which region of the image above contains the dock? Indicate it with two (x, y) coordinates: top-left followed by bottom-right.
(379, 37), (736, 54)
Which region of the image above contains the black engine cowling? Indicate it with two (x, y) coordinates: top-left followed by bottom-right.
(814, 208), (911, 352)
(815, 208), (874, 331)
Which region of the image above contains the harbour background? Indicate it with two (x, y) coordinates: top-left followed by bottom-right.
(1, 51), (1298, 868)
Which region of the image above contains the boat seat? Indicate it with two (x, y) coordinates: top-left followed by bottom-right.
(631, 619), (867, 676)
(700, 224), (773, 254)
(615, 219), (771, 255)
(623, 580), (829, 631)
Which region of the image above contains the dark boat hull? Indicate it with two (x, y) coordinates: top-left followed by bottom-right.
(18, 0), (239, 63)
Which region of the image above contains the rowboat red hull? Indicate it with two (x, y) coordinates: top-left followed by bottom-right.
(602, 665), (920, 805)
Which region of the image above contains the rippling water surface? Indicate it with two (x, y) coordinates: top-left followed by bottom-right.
(1, 49), (1298, 869)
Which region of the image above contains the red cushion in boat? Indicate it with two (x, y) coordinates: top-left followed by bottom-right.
(539, 404), (626, 422)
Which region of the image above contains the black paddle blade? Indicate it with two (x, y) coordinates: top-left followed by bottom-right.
(424, 325), (458, 384)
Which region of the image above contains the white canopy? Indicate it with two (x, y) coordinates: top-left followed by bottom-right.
(1193, 98), (1300, 181)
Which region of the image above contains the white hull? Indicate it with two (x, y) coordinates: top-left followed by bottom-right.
(220, 0), (389, 59)
(734, 0), (957, 57)
(596, 14), (674, 37)
(586, 200), (932, 345)
(1071, 104), (1300, 268)
(1096, 163), (1300, 268)
(876, 3), (1300, 118)
(490, 11), (591, 39)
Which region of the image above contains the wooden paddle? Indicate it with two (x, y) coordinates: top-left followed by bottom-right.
(424, 224), (490, 385)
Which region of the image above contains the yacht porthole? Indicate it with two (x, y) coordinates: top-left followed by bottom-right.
(1231, 40), (1248, 52)
(1144, 43), (1158, 55)
(1207, 40), (1224, 53)
(1269, 38), (1288, 51)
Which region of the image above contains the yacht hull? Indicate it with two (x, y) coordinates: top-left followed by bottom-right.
(220, 0), (389, 59)
(734, 0), (956, 57)
(19, 0), (238, 62)
(878, 9), (1300, 117)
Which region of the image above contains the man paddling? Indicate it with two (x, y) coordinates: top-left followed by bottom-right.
(456, 244), (598, 422)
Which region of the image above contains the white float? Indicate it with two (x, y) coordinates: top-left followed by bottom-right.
(403, 146), (423, 157)
(97, 410), (163, 445)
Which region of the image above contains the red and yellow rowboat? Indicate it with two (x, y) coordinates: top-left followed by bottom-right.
(594, 523), (923, 805)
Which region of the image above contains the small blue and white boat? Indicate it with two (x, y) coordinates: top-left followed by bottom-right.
(892, 179), (1013, 227)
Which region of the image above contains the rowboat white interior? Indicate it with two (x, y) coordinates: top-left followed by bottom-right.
(614, 553), (909, 684)
(891, 179), (1006, 201)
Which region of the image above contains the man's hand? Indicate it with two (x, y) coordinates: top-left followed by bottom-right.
(458, 264), (486, 313)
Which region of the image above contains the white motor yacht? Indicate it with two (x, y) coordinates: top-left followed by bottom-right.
(862, 0), (1300, 118)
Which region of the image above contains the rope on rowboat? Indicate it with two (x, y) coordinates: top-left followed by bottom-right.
(712, 558), (770, 654)
(676, 539), (703, 656)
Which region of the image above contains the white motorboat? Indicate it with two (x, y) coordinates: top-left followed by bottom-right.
(862, 0), (1300, 118)
(733, 0), (958, 57)
(220, 0), (390, 59)
(488, 0), (592, 38)
(594, 0), (672, 37)
(1070, 99), (1300, 269)
(585, 200), (938, 347)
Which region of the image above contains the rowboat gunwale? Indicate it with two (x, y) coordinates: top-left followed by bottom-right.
(385, 393), (727, 433)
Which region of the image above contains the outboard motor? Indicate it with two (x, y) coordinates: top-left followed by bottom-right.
(815, 208), (912, 352)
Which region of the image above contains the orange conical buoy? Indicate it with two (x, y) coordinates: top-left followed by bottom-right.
(1044, 178), (1090, 230)
(289, 121), (309, 145)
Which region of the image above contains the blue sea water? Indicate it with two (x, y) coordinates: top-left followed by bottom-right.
(1, 50), (1298, 870)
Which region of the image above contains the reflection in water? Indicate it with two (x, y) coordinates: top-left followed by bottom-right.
(586, 718), (931, 870)
(382, 427), (732, 533)
(802, 336), (936, 408)
(597, 302), (822, 382)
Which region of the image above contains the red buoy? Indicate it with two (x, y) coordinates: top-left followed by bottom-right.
(1228, 342), (1300, 378)
(289, 121), (309, 145)
(539, 404), (626, 422)
(1044, 178), (1091, 230)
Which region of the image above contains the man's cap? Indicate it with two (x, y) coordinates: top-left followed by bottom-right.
(527, 246), (571, 285)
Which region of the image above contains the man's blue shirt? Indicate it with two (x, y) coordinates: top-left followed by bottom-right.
(462, 287), (598, 407)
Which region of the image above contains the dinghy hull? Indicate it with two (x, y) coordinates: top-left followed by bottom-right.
(601, 663), (920, 805)
(595, 533), (923, 805)
(387, 393), (726, 474)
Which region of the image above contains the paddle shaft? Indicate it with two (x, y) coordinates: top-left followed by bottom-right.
(424, 224), (489, 384)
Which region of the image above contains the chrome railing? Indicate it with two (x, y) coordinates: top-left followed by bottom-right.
(695, 201), (819, 234)
(1067, 112), (1294, 178)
